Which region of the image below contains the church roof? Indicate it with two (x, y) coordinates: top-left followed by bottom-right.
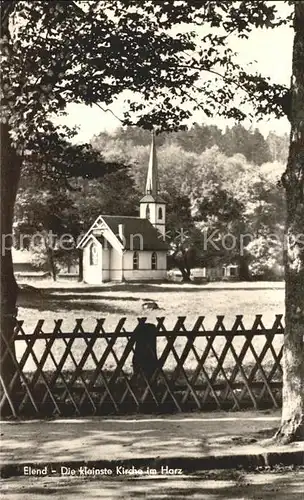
(101, 216), (168, 251)
(140, 194), (166, 203)
(140, 131), (166, 204)
(145, 130), (159, 196)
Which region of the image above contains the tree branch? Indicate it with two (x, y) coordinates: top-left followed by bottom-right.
(95, 102), (124, 124)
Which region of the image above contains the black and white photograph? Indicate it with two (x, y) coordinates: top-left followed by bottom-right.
(0, 1), (303, 498)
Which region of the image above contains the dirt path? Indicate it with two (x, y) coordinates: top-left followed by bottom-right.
(1, 468), (303, 499)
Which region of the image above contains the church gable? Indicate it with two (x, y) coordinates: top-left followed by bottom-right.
(77, 216), (123, 253)
(78, 215), (168, 253)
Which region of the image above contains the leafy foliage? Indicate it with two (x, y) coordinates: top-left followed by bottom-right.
(1, 0), (292, 147)
(24, 124), (125, 182)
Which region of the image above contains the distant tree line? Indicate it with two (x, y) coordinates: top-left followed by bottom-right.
(92, 123), (289, 165)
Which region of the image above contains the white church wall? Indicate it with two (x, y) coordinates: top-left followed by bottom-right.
(123, 269), (166, 280)
(123, 250), (167, 281)
(102, 248), (110, 281)
(83, 241), (102, 284)
(154, 251), (167, 271)
(109, 247), (123, 281)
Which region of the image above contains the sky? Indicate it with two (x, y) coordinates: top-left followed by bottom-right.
(55, 2), (293, 143)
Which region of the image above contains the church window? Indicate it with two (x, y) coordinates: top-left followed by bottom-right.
(158, 207), (163, 220)
(151, 252), (157, 270)
(146, 204), (150, 220)
(133, 251), (139, 270)
(89, 243), (98, 265)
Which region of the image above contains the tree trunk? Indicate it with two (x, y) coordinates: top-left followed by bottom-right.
(172, 248), (193, 282)
(47, 247), (57, 281)
(42, 231), (57, 281)
(0, 122), (22, 389)
(173, 260), (192, 282)
(275, 2), (304, 443)
(238, 255), (251, 281)
(179, 265), (192, 282)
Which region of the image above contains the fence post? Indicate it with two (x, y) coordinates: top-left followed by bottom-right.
(132, 322), (158, 379)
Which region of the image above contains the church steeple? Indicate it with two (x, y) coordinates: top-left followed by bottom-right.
(145, 130), (159, 196)
(140, 130), (166, 239)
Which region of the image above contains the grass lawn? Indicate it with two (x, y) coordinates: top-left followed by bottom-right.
(17, 279), (285, 332)
(15, 280), (285, 376)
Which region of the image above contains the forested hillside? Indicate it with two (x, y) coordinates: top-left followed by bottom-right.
(92, 123), (288, 165)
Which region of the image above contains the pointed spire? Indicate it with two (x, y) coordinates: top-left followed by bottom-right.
(145, 129), (159, 196)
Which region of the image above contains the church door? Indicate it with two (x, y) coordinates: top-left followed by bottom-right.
(85, 241), (103, 284)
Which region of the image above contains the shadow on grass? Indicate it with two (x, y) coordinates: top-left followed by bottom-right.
(143, 472), (303, 500)
(229, 427), (278, 445)
(4, 470), (304, 499)
(0, 423), (210, 465)
(39, 293), (143, 302)
(24, 283), (284, 295)
(17, 286), (164, 313)
(17, 297), (134, 315)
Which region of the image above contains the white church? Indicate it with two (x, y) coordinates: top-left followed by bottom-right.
(77, 132), (168, 284)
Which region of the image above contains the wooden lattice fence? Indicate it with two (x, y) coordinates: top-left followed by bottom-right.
(0, 315), (284, 417)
